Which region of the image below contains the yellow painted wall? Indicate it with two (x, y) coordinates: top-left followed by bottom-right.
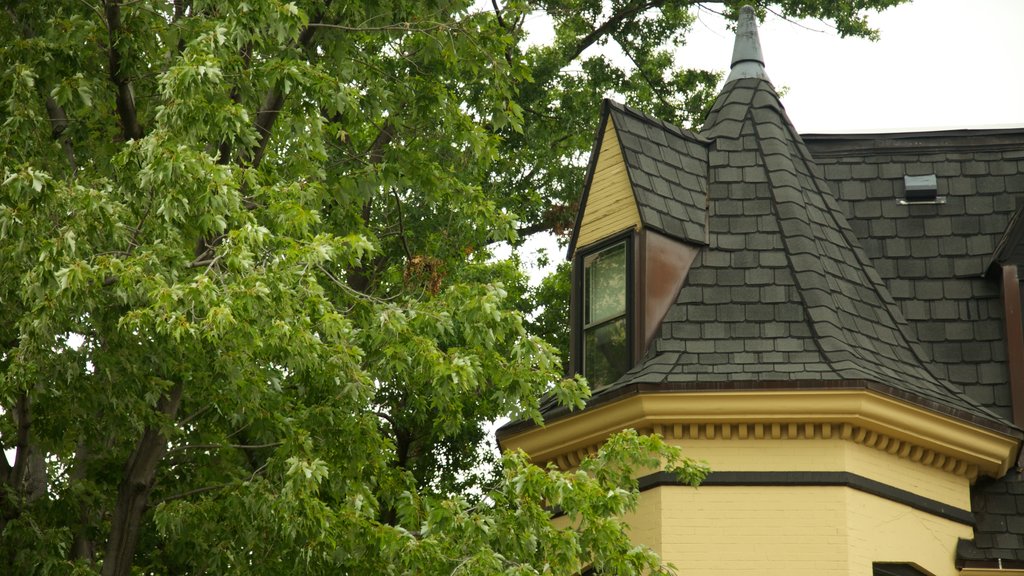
(664, 435), (971, 510)
(640, 484), (971, 576)
(657, 485), (851, 575)
(575, 119), (641, 252)
(847, 488), (971, 576)
(628, 481), (663, 556)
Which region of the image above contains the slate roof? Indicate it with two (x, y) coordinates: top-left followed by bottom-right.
(956, 470), (1024, 564)
(507, 7), (1024, 566)
(567, 100), (709, 257)
(804, 129), (1024, 423)
(803, 128), (1024, 566)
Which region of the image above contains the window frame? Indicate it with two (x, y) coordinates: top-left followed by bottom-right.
(570, 229), (637, 384)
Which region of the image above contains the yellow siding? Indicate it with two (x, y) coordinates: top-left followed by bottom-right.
(640, 485), (970, 576)
(575, 119), (641, 253)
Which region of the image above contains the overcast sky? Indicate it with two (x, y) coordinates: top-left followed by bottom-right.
(679, 0), (1024, 133)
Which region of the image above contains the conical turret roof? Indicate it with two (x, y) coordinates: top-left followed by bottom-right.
(586, 7), (1006, 427)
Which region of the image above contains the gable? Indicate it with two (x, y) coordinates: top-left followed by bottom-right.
(574, 118), (641, 252)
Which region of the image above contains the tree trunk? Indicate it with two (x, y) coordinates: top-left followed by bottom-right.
(101, 382), (183, 576)
(70, 442), (96, 565)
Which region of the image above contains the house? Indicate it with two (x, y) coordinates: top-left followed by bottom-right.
(497, 6), (1024, 575)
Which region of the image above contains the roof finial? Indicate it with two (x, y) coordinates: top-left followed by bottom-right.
(727, 5), (769, 83)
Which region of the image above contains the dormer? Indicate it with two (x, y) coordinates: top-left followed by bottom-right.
(566, 101), (710, 386)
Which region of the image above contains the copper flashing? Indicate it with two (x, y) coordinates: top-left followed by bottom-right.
(991, 207), (1024, 273)
(638, 230), (699, 354)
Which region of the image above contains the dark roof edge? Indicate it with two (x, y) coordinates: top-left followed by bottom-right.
(956, 558), (1024, 570)
(802, 127), (1024, 157)
(497, 379), (1023, 441)
(565, 100), (614, 259)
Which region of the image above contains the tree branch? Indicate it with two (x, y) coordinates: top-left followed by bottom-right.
(514, 221), (553, 239)
(305, 21), (455, 33)
(154, 482), (232, 505)
(367, 120), (395, 165)
(168, 441), (282, 453)
(44, 96), (77, 174)
(246, 2), (332, 169)
(347, 122), (395, 293)
(103, 0), (143, 141)
(391, 189), (413, 260)
(218, 44), (250, 165)
(568, 0), (668, 62)
(10, 394), (33, 494)
(490, 0), (507, 30)
(70, 442), (96, 565)
(617, 39), (673, 111)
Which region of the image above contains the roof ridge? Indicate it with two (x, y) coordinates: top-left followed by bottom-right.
(603, 98), (708, 145)
(755, 111), (937, 385)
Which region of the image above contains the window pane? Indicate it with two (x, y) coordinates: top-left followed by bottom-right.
(584, 317), (628, 387)
(585, 243), (626, 326)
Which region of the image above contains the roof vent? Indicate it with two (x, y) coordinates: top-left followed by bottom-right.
(901, 174), (943, 205)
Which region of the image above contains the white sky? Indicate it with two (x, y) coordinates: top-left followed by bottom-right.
(517, 0), (1024, 132)
(681, 0), (1024, 133)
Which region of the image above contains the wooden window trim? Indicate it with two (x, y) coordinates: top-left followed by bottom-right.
(570, 229), (638, 381)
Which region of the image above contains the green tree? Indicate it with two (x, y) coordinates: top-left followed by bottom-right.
(0, 1), (903, 574)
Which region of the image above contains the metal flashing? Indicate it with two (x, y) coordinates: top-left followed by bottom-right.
(726, 5), (769, 83)
(901, 174), (941, 204)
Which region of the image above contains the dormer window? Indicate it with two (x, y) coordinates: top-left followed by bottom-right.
(582, 238), (631, 386)
(565, 100), (706, 388)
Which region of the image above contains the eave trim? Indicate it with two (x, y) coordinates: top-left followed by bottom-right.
(500, 389), (1021, 478)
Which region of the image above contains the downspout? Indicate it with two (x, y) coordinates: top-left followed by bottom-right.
(1001, 265), (1024, 429)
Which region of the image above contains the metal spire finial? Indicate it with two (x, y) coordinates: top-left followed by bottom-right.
(727, 5), (769, 83)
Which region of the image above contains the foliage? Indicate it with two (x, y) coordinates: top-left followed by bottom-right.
(0, 0), (904, 573)
(528, 260), (572, 370)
